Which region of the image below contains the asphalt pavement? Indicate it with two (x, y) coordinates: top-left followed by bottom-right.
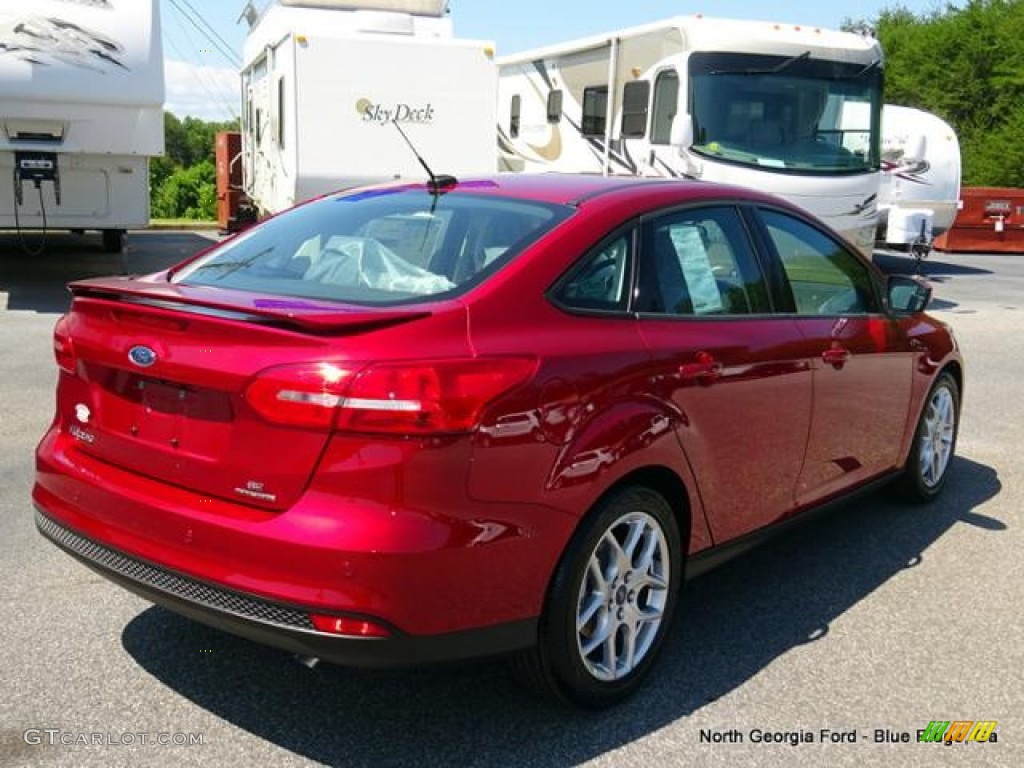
(0, 232), (1019, 767)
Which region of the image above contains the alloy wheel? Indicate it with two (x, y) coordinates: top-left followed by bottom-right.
(575, 511), (670, 681)
(918, 384), (956, 488)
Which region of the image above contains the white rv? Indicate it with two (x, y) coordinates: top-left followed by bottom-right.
(0, 0), (164, 252)
(878, 104), (962, 250)
(240, 0), (497, 216)
(498, 16), (884, 254)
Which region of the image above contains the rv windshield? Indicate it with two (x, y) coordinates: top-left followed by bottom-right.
(688, 52), (882, 174)
(172, 188), (572, 306)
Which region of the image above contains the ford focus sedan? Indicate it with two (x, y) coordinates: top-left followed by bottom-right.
(34, 175), (962, 708)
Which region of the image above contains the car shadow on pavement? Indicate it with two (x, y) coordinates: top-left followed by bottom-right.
(121, 455), (1001, 766)
(0, 231), (216, 314)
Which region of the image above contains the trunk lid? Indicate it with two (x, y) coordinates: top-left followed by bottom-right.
(59, 276), (432, 510)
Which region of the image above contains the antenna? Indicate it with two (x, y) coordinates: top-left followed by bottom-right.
(392, 121), (457, 194)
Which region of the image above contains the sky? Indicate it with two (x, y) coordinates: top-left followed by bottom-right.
(162, 0), (950, 121)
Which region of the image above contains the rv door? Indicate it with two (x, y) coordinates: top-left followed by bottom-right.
(647, 68), (688, 177)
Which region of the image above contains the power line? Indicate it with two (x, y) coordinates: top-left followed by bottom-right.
(177, 0), (243, 68)
(165, 0), (241, 68)
(164, 19), (239, 121)
(167, 8), (237, 111)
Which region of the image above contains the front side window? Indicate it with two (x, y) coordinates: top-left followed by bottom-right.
(651, 70), (679, 145)
(637, 206), (770, 316)
(173, 190), (573, 306)
(760, 209), (878, 315)
(689, 51), (882, 174)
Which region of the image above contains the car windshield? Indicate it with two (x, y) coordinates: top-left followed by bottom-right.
(173, 187), (573, 305)
(689, 51), (882, 174)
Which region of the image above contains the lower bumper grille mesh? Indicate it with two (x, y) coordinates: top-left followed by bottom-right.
(35, 509), (315, 631)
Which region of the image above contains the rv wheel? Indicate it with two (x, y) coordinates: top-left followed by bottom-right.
(102, 229), (126, 254)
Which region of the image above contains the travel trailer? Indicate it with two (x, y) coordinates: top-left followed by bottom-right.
(497, 16), (884, 254)
(878, 104), (962, 254)
(0, 0), (165, 252)
(240, 0), (497, 216)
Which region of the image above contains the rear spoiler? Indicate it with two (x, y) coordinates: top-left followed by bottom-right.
(68, 277), (432, 335)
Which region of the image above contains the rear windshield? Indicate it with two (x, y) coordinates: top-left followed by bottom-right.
(173, 188), (573, 305)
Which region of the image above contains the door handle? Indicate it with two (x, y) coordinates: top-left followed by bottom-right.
(822, 346), (850, 369)
(679, 351), (723, 383)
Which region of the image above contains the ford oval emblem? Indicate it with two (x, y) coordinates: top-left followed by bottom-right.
(128, 345), (157, 368)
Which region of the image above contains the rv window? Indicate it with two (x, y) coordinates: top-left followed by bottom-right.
(621, 80), (650, 138)
(582, 86), (608, 137)
(651, 70), (679, 144)
(510, 95), (522, 138)
(547, 90), (563, 124)
(276, 77), (286, 149)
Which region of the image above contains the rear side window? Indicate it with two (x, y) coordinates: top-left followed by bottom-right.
(555, 232), (633, 312)
(759, 209), (879, 315)
(636, 207), (770, 316)
(173, 190), (572, 306)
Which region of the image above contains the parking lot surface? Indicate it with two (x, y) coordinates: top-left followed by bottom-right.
(1, 231), (1020, 767)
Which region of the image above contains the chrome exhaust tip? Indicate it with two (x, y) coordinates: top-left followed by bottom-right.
(294, 654), (320, 669)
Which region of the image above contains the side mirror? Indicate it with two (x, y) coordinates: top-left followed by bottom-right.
(670, 114), (693, 150)
(888, 275), (932, 314)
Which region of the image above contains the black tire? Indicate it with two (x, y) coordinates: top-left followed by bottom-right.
(897, 371), (959, 502)
(515, 485), (682, 708)
(101, 229), (126, 254)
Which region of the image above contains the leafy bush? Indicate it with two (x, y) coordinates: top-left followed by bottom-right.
(150, 112), (238, 221)
(850, 0), (1024, 187)
(151, 160), (216, 220)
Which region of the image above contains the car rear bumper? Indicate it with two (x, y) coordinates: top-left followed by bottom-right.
(34, 426), (573, 649)
(35, 507), (537, 668)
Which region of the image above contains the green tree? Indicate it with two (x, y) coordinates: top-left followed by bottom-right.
(874, 0), (1024, 186)
(151, 160), (216, 220)
(150, 111), (239, 220)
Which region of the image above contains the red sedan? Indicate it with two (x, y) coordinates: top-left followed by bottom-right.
(34, 174), (962, 707)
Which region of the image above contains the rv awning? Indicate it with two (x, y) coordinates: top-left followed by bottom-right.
(279, 0), (449, 16)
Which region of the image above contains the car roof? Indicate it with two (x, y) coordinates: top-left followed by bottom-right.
(343, 174), (779, 208)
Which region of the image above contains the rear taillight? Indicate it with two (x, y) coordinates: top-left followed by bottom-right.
(53, 316), (77, 375)
(339, 358), (537, 434)
(244, 358), (537, 434)
(244, 363), (358, 430)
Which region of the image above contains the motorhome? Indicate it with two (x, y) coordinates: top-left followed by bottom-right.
(878, 104), (962, 252)
(0, 0), (165, 252)
(240, 0), (497, 216)
(497, 16), (884, 254)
